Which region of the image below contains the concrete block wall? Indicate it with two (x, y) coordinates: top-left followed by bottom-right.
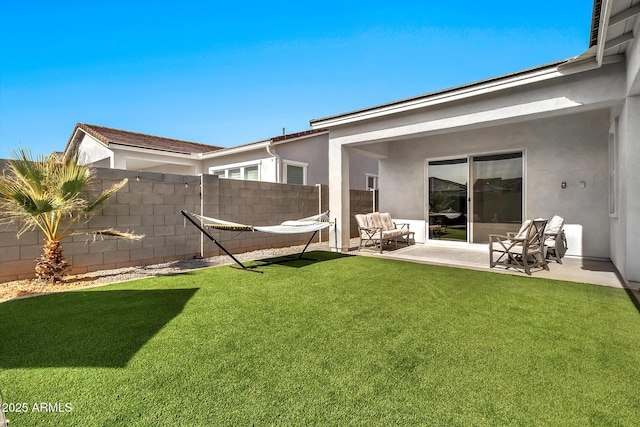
(350, 189), (377, 238)
(201, 178), (330, 256)
(0, 165), (370, 282)
(0, 168), (202, 282)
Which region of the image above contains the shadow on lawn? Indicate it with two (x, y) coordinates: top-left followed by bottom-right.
(624, 288), (640, 315)
(0, 288), (198, 369)
(250, 250), (353, 269)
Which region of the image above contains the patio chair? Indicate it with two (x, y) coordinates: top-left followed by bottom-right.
(379, 212), (412, 248)
(544, 215), (567, 263)
(355, 212), (411, 253)
(355, 213), (382, 252)
(489, 218), (549, 275)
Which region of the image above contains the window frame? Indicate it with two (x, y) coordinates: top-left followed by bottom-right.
(283, 160), (308, 185)
(209, 161), (261, 181)
(366, 173), (378, 190)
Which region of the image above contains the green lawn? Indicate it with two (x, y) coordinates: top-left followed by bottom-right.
(1, 251), (639, 426)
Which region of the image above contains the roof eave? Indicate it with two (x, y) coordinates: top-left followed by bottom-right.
(271, 129), (329, 145)
(310, 60), (568, 128)
(199, 140), (271, 159)
(110, 143), (201, 157)
(198, 129), (329, 159)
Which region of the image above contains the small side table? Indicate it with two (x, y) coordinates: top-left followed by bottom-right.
(407, 231), (415, 245)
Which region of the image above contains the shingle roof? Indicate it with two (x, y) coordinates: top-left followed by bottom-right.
(69, 123), (224, 155)
(270, 128), (327, 143)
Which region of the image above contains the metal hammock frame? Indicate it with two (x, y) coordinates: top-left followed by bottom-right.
(180, 210), (332, 273)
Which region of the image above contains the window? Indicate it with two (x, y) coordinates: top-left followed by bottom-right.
(209, 163), (260, 181)
(366, 174), (378, 190)
(283, 161), (307, 185)
(244, 165), (259, 181)
(286, 165), (304, 184)
(228, 168), (241, 180)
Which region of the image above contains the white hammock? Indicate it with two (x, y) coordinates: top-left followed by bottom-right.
(190, 211), (332, 234)
(180, 210), (333, 272)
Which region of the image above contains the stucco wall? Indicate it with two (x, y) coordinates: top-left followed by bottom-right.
(611, 96), (640, 282)
(111, 148), (200, 175)
(375, 109), (610, 258)
(625, 17), (640, 96)
(276, 134), (329, 186)
(276, 134), (378, 190)
(200, 133), (378, 189)
(78, 134), (112, 166)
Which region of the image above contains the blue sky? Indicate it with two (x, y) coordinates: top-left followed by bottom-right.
(0, 1), (594, 158)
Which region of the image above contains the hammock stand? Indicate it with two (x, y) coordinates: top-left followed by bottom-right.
(180, 210), (332, 273)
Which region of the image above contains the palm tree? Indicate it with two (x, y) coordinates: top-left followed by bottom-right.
(0, 149), (142, 284)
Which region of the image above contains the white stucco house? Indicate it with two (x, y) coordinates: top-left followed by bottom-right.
(312, 0), (640, 283)
(64, 123), (378, 190)
(199, 129), (378, 190)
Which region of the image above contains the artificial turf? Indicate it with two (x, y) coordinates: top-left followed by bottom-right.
(1, 251), (639, 426)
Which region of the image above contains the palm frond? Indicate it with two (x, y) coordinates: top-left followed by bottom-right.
(1, 150), (128, 240)
(1, 151), (141, 282)
(6, 149), (48, 195)
(71, 228), (145, 241)
(55, 154), (92, 202)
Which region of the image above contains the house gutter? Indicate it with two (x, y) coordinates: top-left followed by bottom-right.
(266, 142), (281, 183)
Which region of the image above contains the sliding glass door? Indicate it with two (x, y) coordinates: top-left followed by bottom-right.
(471, 152), (523, 243)
(427, 158), (468, 241)
(427, 152), (523, 243)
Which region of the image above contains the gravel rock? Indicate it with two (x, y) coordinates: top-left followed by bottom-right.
(0, 241), (331, 302)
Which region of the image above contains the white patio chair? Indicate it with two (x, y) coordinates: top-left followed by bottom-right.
(355, 212), (411, 253)
(489, 218), (549, 275)
(355, 213), (383, 252)
(544, 215), (567, 263)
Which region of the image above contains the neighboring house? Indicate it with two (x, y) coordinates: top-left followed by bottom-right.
(199, 129), (378, 190)
(65, 124), (378, 190)
(65, 123), (224, 175)
(311, 0), (640, 283)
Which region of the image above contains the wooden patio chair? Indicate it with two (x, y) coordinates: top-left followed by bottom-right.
(355, 213), (383, 252)
(489, 218), (549, 275)
(543, 215), (567, 264)
(355, 212), (411, 253)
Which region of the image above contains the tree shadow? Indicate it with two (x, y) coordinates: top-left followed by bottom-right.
(249, 250), (354, 269)
(0, 288), (198, 368)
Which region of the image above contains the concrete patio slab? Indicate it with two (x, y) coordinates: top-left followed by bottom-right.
(351, 239), (639, 294)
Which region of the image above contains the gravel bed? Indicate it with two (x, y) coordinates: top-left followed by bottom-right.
(0, 241), (331, 302)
